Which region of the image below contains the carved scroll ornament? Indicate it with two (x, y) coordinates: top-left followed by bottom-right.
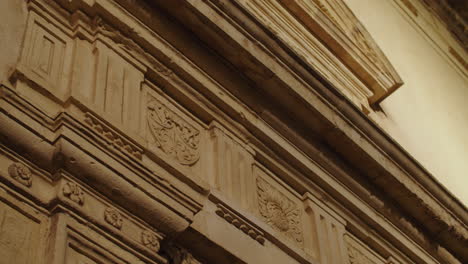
(8, 163), (32, 187)
(147, 98), (200, 165)
(256, 177), (303, 246)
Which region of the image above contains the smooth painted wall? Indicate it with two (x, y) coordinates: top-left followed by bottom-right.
(347, 0), (468, 205)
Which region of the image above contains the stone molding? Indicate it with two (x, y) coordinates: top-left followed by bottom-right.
(214, 203), (266, 245)
(239, 0), (403, 108)
(0, 0), (466, 263)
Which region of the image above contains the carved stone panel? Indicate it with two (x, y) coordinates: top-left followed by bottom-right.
(93, 40), (145, 130)
(146, 94), (200, 166)
(0, 201), (41, 264)
(255, 171), (304, 247)
(15, 9), (73, 101)
(345, 234), (386, 264)
(208, 123), (254, 207)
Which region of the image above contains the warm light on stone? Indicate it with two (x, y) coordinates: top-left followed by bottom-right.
(0, 0), (466, 263)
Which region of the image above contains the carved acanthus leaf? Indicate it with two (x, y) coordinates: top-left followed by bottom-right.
(147, 97), (200, 165)
(256, 177), (303, 246)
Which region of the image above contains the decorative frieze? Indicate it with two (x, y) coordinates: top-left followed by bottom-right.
(104, 207), (123, 230)
(215, 203), (265, 245)
(256, 177), (303, 246)
(8, 162), (32, 187)
(345, 235), (385, 264)
(62, 181), (85, 205)
(141, 230), (160, 252)
(84, 112), (143, 160)
(147, 96), (200, 165)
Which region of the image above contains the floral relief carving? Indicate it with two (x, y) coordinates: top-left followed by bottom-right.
(141, 230), (160, 252)
(256, 177), (303, 246)
(8, 163), (32, 187)
(62, 181), (85, 205)
(347, 241), (377, 264)
(104, 207), (123, 229)
(147, 97), (200, 165)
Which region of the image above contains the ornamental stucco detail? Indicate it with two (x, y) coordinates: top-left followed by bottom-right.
(141, 230), (160, 252)
(147, 97), (200, 165)
(347, 238), (378, 264)
(104, 207), (123, 230)
(8, 162), (32, 187)
(256, 177), (303, 246)
(62, 181), (85, 205)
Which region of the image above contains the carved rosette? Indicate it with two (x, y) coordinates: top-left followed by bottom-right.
(256, 177), (303, 246)
(141, 230), (160, 252)
(147, 98), (200, 165)
(8, 162), (32, 187)
(104, 207), (123, 229)
(62, 181), (85, 205)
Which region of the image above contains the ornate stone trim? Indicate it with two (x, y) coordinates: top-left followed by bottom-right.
(348, 243), (377, 264)
(104, 207), (123, 229)
(141, 230), (160, 252)
(62, 181), (85, 205)
(256, 177), (303, 246)
(84, 112), (143, 160)
(8, 163), (32, 187)
(147, 97), (200, 165)
(215, 204), (265, 245)
(94, 17), (172, 76)
(449, 47), (468, 73)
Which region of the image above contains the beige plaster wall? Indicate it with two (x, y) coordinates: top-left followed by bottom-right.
(347, 0), (468, 205)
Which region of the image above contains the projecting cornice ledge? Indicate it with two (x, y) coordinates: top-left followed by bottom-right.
(144, 0), (466, 262)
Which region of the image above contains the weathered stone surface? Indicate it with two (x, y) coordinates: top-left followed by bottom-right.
(0, 0), (466, 263)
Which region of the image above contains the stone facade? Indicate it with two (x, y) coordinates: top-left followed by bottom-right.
(0, 0), (466, 264)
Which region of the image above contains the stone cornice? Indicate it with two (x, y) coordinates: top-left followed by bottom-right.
(136, 0), (467, 261)
(277, 0), (404, 105)
(8, 0), (467, 262)
(422, 0), (468, 51)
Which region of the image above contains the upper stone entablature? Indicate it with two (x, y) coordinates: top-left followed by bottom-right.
(237, 0), (403, 111)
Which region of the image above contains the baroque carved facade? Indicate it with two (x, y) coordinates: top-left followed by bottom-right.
(0, 0), (466, 264)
